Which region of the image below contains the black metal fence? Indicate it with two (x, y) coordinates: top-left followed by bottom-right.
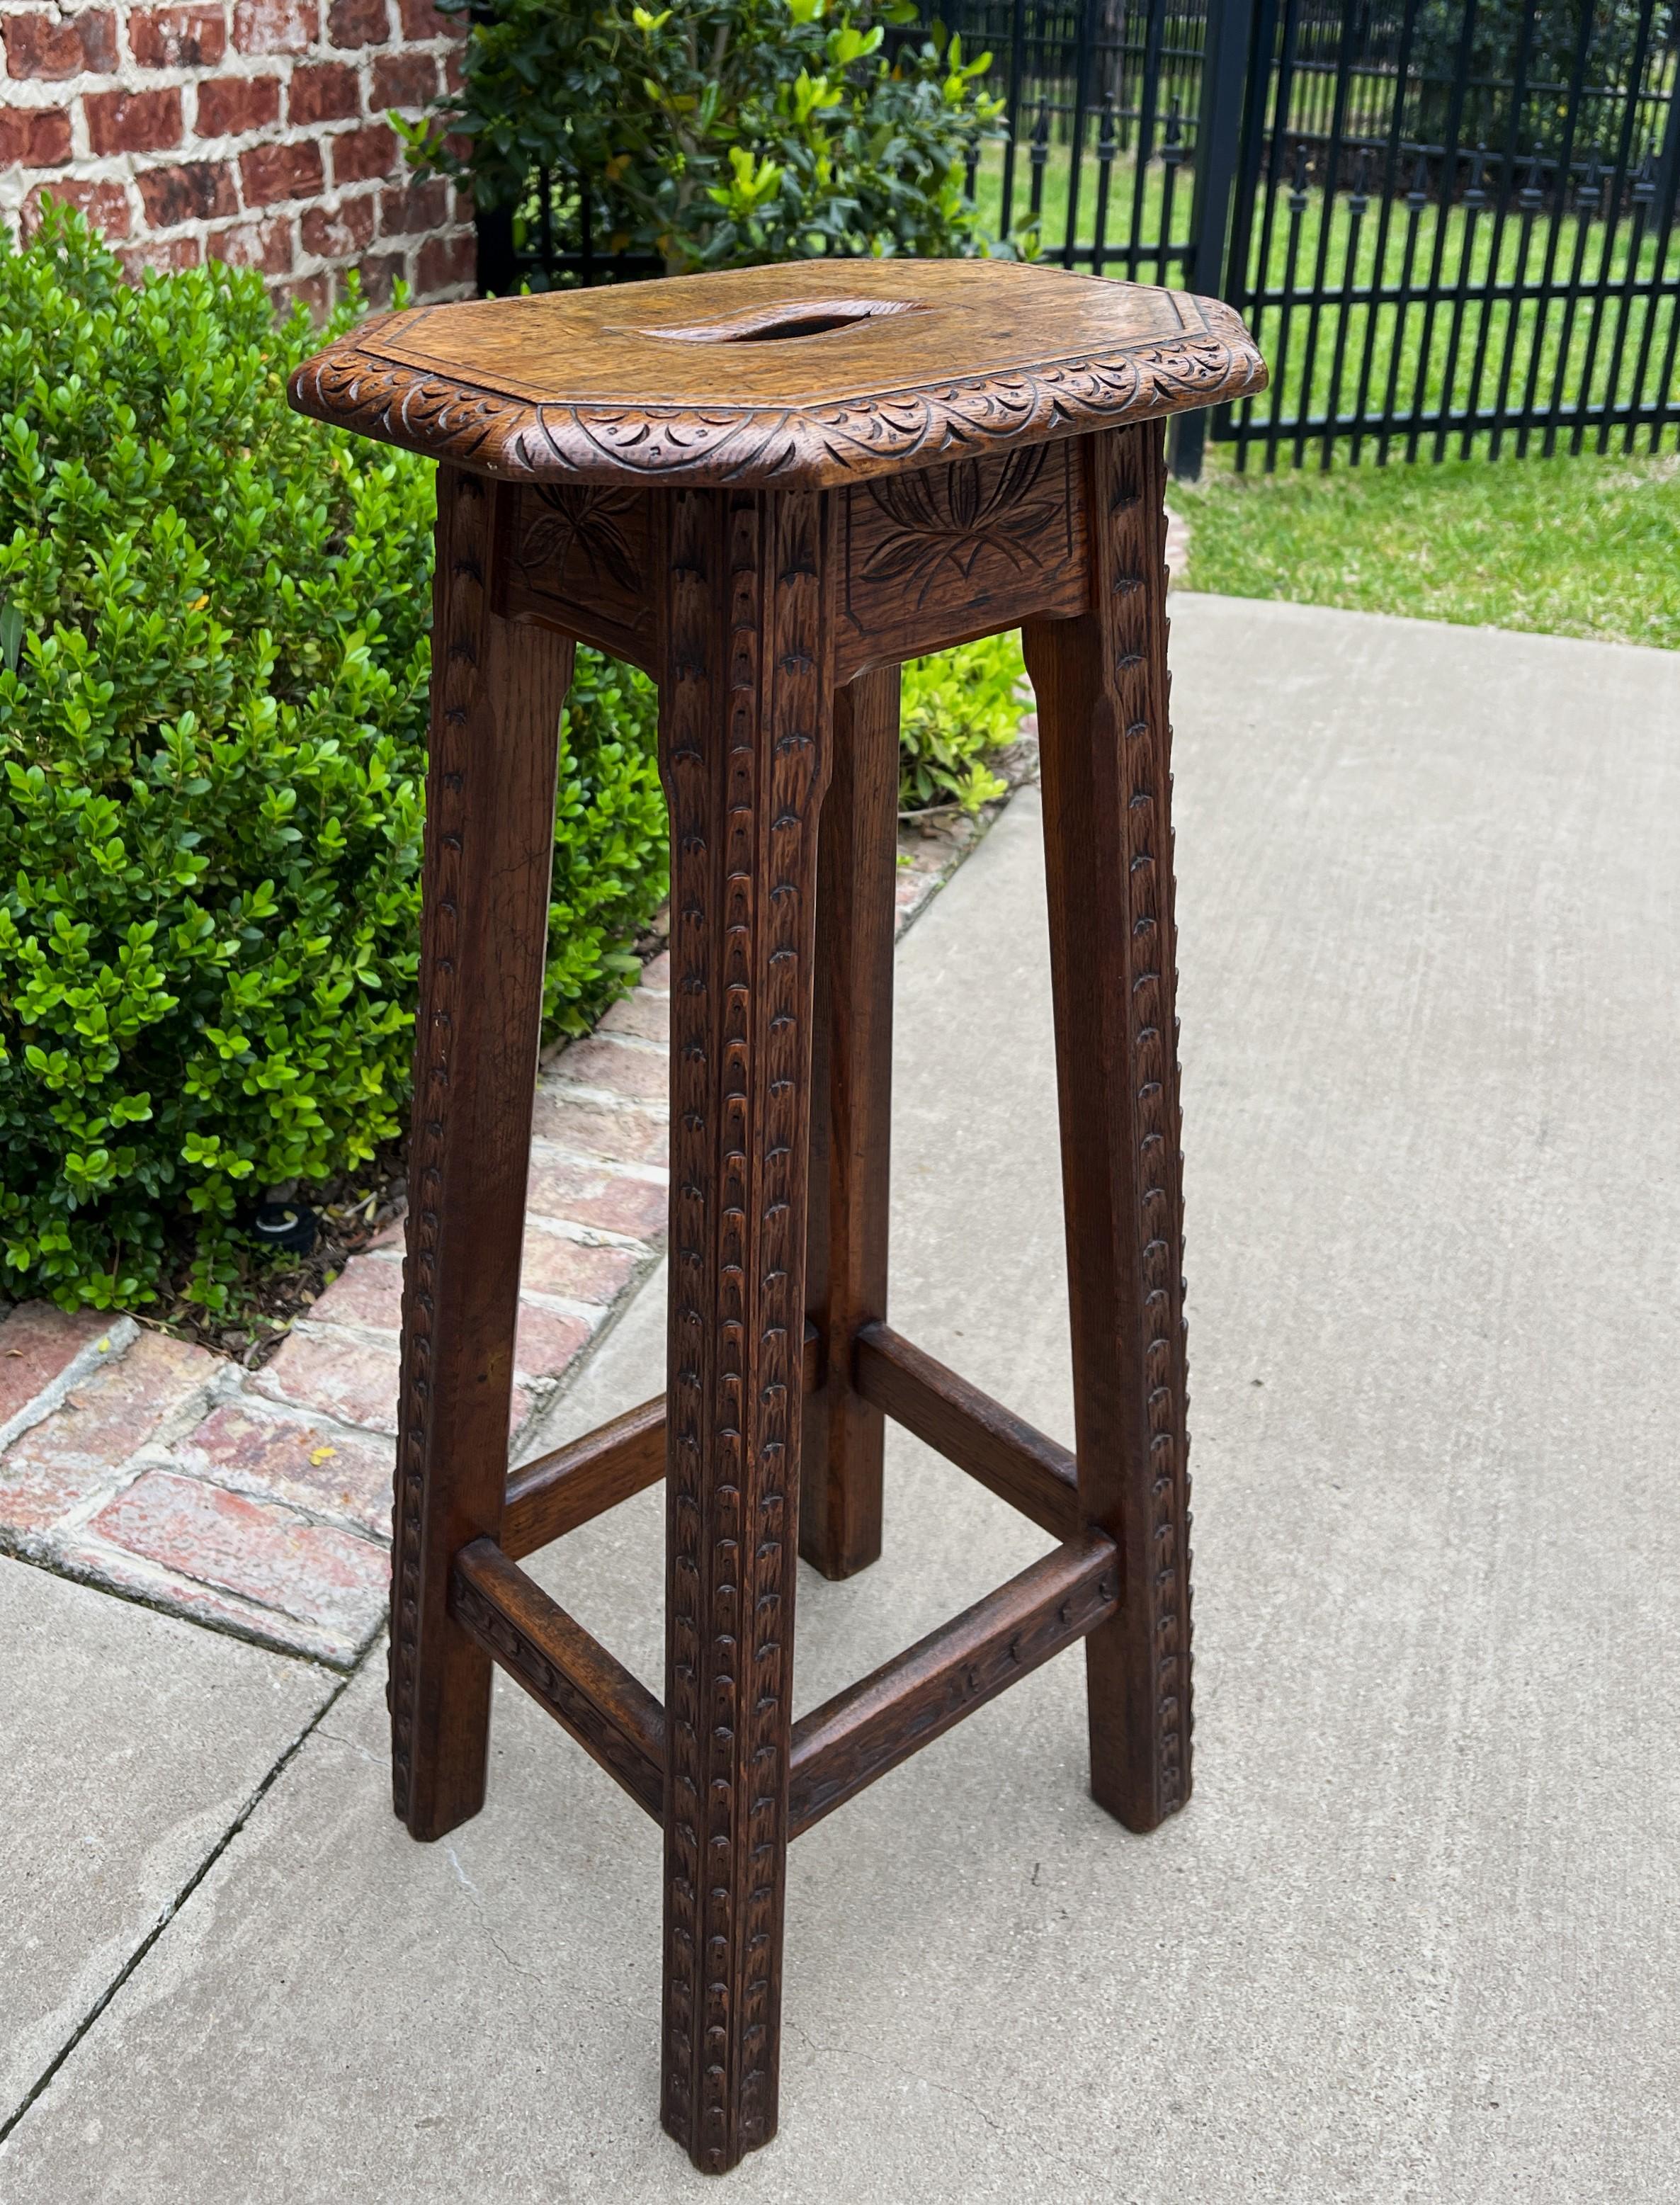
(477, 0), (1680, 472)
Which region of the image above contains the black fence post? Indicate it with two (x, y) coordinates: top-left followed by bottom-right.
(1655, 62), (1680, 219)
(475, 203), (516, 298)
(1171, 0), (1258, 478)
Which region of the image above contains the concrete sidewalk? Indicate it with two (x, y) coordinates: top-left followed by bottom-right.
(3, 596), (1676, 2202)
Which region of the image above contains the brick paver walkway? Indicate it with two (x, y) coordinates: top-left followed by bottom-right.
(0, 770), (1032, 1665)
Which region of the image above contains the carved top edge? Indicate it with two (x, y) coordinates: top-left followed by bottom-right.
(287, 285), (1266, 489)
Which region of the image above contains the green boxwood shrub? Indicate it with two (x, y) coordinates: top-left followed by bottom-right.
(899, 630), (1023, 813)
(0, 207), (667, 1315)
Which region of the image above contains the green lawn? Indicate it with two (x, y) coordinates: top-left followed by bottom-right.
(967, 123), (1679, 652)
(972, 141), (1680, 460)
(1171, 444), (1680, 650)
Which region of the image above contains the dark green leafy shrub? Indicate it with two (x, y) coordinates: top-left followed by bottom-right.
(399, 0), (1007, 271)
(898, 630), (1023, 812)
(0, 206), (666, 1314)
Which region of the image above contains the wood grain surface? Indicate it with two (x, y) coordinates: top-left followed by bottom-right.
(800, 667), (900, 1579)
(1024, 419), (1194, 1835)
(501, 1395), (668, 1560)
(288, 260), (1264, 489)
(852, 1320), (1082, 1541)
(502, 1327), (823, 1563)
(787, 1531), (1120, 1835)
(835, 439), (1089, 678)
(657, 482), (833, 2172)
(494, 479), (658, 672)
(389, 467), (573, 1844)
(450, 1538), (666, 1820)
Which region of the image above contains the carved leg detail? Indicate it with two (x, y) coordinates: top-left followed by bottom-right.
(1023, 419), (1193, 1835)
(658, 486), (833, 2172)
(800, 664), (900, 1580)
(390, 467), (574, 1842)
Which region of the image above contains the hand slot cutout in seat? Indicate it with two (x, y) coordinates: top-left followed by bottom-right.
(646, 297), (921, 344)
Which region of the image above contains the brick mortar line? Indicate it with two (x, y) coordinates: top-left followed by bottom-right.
(572, 1030), (669, 1059)
(524, 1146), (666, 1199)
(513, 1285), (624, 1326)
(0, 47), (458, 101)
(193, 1364), (397, 1461)
(518, 1215), (654, 1254)
(0, 1315), (140, 1455)
(536, 1084), (674, 1124)
(0, 1351), (389, 1551)
(279, 1313), (402, 1351)
(284, 1291), (618, 1343)
(4, 1456), (388, 1661)
(137, 1445), (382, 1540)
(255, 1315), (556, 1422)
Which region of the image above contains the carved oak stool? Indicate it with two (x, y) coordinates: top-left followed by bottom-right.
(290, 261), (1263, 2174)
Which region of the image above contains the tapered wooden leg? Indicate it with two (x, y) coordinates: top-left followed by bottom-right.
(1023, 419), (1193, 1835)
(800, 664), (899, 1580)
(657, 486), (833, 2172)
(390, 467), (574, 1842)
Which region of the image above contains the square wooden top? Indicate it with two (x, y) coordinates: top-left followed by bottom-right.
(289, 259), (1265, 489)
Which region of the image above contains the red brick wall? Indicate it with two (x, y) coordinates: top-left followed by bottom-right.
(1, 0), (474, 314)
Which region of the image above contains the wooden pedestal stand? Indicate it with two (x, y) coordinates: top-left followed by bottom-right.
(290, 259), (1264, 2173)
